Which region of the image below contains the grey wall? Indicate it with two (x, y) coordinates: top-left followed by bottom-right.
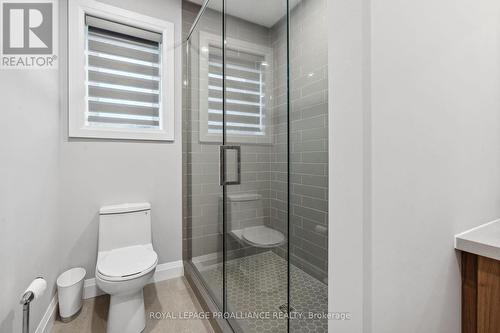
(183, 1), (224, 262)
(277, 0), (329, 281)
(0, 1), (183, 331)
(183, 0), (329, 282)
(183, 1), (275, 263)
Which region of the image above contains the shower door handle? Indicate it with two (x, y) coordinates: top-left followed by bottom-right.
(220, 145), (241, 186)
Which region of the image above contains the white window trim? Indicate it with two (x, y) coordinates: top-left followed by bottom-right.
(198, 31), (273, 144)
(68, 0), (175, 141)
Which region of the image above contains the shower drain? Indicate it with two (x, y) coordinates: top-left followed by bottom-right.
(278, 304), (296, 314)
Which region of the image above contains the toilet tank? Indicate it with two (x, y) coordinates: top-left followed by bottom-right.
(225, 193), (263, 232)
(98, 202), (152, 252)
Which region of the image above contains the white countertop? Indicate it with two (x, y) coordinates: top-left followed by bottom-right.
(455, 219), (500, 261)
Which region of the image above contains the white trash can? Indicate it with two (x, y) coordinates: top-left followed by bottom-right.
(57, 267), (86, 322)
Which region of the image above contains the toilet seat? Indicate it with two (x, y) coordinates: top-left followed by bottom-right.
(97, 244), (157, 281)
(242, 226), (285, 248)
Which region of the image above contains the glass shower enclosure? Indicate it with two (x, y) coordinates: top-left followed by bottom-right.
(183, 0), (328, 332)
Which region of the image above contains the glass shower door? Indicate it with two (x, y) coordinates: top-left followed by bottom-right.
(185, 1), (296, 332)
(185, 0), (329, 331)
(222, 1), (289, 332)
(185, 0), (224, 309)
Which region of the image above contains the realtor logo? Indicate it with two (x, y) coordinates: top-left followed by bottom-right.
(1, 0), (58, 69)
(3, 2), (52, 54)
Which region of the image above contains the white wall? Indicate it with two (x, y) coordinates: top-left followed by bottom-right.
(0, 0), (183, 331)
(59, 0), (183, 277)
(371, 0), (500, 332)
(328, 0), (367, 331)
(329, 0), (500, 332)
(0, 69), (61, 332)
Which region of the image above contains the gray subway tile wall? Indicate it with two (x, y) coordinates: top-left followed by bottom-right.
(268, 0), (329, 282)
(182, 0), (328, 282)
(183, 1), (274, 265)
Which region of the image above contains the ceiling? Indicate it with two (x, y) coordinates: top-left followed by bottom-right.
(188, 0), (300, 28)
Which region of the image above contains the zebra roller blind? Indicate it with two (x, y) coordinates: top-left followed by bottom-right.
(85, 16), (163, 129)
(207, 45), (267, 136)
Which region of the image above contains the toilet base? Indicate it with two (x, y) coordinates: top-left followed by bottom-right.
(107, 290), (145, 333)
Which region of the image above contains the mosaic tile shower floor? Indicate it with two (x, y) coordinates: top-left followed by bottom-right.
(196, 251), (328, 333)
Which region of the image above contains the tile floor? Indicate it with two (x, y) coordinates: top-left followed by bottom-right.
(52, 277), (214, 333)
(197, 251), (328, 333)
(53, 253), (327, 333)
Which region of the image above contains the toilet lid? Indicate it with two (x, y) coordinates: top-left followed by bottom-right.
(97, 245), (157, 277)
(242, 226), (285, 247)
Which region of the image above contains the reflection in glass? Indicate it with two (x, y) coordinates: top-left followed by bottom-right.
(183, 0), (329, 332)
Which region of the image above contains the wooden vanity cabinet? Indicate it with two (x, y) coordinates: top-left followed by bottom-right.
(462, 252), (500, 333)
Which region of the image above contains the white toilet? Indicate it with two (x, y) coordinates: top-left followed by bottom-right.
(95, 203), (158, 333)
(226, 193), (285, 248)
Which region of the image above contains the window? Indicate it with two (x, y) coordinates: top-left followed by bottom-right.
(198, 32), (273, 144)
(85, 17), (162, 130)
(69, 0), (174, 141)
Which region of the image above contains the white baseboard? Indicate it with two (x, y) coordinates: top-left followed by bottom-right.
(152, 260), (184, 283)
(36, 260), (184, 333)
(83, 277), (104, 299)
(35, 294), (58, 333)
(84, 259), (184, 299)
